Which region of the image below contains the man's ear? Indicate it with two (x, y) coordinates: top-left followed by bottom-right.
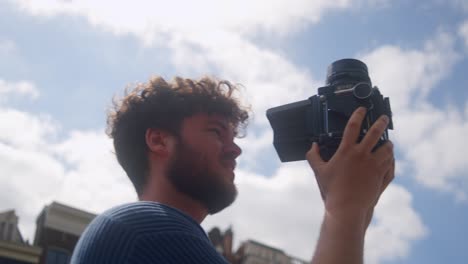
(145, 128), (175, 157)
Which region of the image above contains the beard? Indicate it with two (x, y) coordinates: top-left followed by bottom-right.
(166, 138), (238, 215)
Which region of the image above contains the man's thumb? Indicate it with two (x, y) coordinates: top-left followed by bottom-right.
(306, 142), (325, 168)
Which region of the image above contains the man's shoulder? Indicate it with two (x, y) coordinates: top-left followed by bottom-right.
(97, 201), (204, 234)
(71, 202), (213, 264)
(101, 201), (190, 223)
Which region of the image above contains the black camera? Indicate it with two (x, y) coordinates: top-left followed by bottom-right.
(266, 58), (393, 162)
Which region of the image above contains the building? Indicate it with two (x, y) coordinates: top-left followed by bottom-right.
(0, 210), (42, 264)
(236, 239), (291, 264)
(0, 210), (24, 243)
(208, 226), (236, 263)
(33, 202), (96, 264)
(236, 239), (308, 264)
(208, 227), (309, 264)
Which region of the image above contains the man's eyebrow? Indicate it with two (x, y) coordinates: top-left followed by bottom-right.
(207, 120), (228, 130)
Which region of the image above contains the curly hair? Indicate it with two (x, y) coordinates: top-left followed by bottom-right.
(107, 76), (250, 195)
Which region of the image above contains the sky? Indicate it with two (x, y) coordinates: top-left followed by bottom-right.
(1, 0), (468, 263)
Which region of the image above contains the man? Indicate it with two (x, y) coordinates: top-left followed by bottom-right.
(71, 76), (394, 264)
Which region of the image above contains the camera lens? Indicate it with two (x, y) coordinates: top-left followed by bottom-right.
(326, 59), (371, 86)
(353, 82), (373, 99)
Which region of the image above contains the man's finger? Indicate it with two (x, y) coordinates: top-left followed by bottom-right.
(340, 107), (367, 149)
(370, 160), (395, 215)
(373, 141), (394, 164)
(306, 143), (326, 200)
(381, 158), (395, 193)
(306, 142), (325, 170)
(359, 115), (389, 153)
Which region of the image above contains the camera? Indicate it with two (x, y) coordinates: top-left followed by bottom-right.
(266, 58), (393, 162)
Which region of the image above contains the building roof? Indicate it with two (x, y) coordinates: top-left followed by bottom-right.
(0, 210), (17, 222)
(0, 210), (24, 244)
(36, 201), (97, 236)
(243, 239), (285, 254)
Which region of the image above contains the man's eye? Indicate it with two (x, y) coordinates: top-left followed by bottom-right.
(209, 129), (222, 136)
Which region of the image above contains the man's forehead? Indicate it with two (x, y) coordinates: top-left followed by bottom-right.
(206, 114), (234, 128)
(181, 113), (239, 137)
(190, 113), (235, 130)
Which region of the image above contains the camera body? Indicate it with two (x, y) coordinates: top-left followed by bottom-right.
(266, 59), (393, 162)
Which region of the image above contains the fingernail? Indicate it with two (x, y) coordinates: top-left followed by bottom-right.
(382, 115), (389, 124)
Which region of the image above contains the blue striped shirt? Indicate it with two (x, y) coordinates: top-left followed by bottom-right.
(71, 202), (228, 264)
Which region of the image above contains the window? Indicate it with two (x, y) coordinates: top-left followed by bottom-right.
(0, 222), (4, 239)
(46, 248), (70, 264)
(6, 223), (13, 241)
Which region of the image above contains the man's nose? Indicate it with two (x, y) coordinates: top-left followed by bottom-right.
(225, 141), (242, 159)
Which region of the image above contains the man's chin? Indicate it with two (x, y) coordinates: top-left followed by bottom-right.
(206, 183), (238, 215)
(219, 166), (236, 182)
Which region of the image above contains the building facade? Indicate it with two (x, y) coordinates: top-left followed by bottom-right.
(236, 240), (308, 264)
(236, 240), (291, 264)
(208, 227), (308, 264)
(208, 226), (237, 263)
(0, 210), (42, 264)
(33, 202), (96, 264)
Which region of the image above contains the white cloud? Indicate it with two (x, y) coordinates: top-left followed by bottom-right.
(236, 129), (275, 170)
(0, 91), (132, 240)
(12, 0), (352, 38)
(0, 112), (135, 241)
(0, 141), (66, 241)
(401, 105), (468, 200)
(360, 32), (460, 111)
(365, 184), (427, 264)
(0, 79), (40, 103)
(359, 31), (468, 199)
(168, 31), (319, 124)
(0, 107), (57, 149)
(0, 106), (64, 240)
(11, 0), (322, 124)
(52, 130), (136, 212)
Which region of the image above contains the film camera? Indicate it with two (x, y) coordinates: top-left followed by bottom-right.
(266, 58), (393, 162)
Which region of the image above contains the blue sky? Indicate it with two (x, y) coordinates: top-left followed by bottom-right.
(1, 0), (468, 263)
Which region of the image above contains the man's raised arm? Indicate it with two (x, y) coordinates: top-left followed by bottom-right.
(307, 107), (395, 264)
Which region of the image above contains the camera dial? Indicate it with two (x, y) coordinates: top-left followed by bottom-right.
(353, 82), (373, 100)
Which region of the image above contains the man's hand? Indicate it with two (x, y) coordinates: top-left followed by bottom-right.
(308, 107), (395, 264)
(307, 107), (394, 223)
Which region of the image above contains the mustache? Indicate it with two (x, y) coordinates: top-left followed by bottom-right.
(221, 153), (237, 169)
(222, 151), (238, 160)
